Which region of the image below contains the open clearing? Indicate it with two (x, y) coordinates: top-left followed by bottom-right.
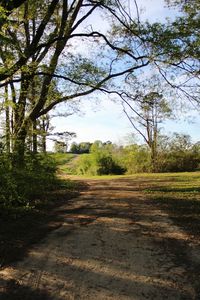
(0, 174), (200, 299)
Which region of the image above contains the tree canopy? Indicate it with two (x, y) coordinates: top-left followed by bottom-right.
(0, 0), (199, 163)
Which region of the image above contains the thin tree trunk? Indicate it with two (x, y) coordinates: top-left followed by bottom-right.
(41, 119), (46, 153)
(5, 84), (10, 154)
(32, 120), (37, 153)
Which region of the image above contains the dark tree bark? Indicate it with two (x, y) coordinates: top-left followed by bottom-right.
(5, 84), (10, 154)
(12, 124), (28, 167)
(32, 120), (37, 154)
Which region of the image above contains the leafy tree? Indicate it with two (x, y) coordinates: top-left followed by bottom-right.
(107, 1), (200, 107)
(70, 142), (92, 154)
(54, 140), (66, 153)
(0, 0), (27, 13)
(122, 76), (172, 172)
(0, 0), (27, 29)
(158, 133), (200, 172)
(70, 142), (79, 154)
(0, 0), (153, 165)
(121, 144), (151, 173)
(145, 1), (199, 103)
(1, 0), (198, 173)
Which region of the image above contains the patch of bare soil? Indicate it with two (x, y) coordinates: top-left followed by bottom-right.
(0, 178), (200, 299)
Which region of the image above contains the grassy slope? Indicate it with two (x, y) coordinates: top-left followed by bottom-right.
(50, 152), (78, 174)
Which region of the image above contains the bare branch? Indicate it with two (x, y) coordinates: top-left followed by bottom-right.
(36, 61), (149, 117)
(123, 104), (149, 145)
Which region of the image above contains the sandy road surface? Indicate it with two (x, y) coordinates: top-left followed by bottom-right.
(0, 178), (200, 299)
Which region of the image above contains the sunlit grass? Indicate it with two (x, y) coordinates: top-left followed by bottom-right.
(65, 171), (200, 182)
(50, 152), (76, 165)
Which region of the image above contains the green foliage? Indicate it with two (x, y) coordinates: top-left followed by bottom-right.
(0, 155), (20, 207)
(70, 142), (92, 154)
(143, 1), (200, 62)
(157, 134), (200, 172)
(74, 141), (125, 175)
(56, 136), (200, 176)
(54, 141), (66, 153)
(0, 154), (59, 211)
(121, 144), (152, 173)
(50, 152), (75, 165)
(75, 154), (96, 175)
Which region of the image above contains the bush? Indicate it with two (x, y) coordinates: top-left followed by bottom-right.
(0, 154), (58, 210)
(75, 154), (96, 175)
(154, 133), (200, 172)
(0, 155), (21, 207)
(121, 144), (151, 174)
(157, 150), (200, 172)
(97, 155), (125, 175)
(74, 151), (125, 176)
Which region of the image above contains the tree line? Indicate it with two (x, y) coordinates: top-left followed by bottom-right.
(65, 136), (200, 175)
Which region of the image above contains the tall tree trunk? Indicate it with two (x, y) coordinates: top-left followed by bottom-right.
(151, 140), (158, 173)
(5, 84), (10, 154)
(41, 119), (46, 153)
(32, 120), (37, 153)
(12, 124), (28, 168)
(10, 81), (16, 152)
(12, 73), (30, 166)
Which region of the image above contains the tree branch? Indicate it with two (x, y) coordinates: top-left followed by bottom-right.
(36, 61), (149, 117)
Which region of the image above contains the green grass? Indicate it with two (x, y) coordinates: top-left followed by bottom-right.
(50, 152), (76, 165)
(142, 172), (200, 196)
(65, 171), (200, 182)
(137, 172), (200, 241)
(50, 152), (77, 174)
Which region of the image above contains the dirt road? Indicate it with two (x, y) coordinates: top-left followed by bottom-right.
(0, 178), (199, 299)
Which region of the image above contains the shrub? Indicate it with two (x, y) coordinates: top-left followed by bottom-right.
(97, 155), (125, 175)
(157, 150), (200, 172)
(0, 154), (58, 211)
(0, 155), (21, 208)
(121, 144), (151, 174)
(74, 151), (125, 176)
(75, 154), (96, 175)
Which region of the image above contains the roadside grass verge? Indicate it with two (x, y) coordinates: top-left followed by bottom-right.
(142, 172), (200, 242)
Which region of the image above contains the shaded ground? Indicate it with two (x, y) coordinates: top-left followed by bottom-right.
(0, 188), (81, 268)
(0, 176), (200, 299)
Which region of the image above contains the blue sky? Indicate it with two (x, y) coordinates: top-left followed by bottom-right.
(48, 0), (199, 150)
(50, 96), (200, 150)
